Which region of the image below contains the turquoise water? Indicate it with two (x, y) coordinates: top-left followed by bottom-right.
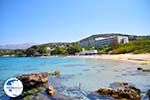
(0, 57), (150, 99)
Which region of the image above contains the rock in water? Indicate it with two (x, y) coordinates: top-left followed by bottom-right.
(46, 85), (55, 96)
(109, 81), (140, 95)
(147, 90), (150, 99)
(137, 67), (150, 72)
(142, 69), (150, 72)
(96, 82), (141, 100)
(96, 88), (140, 100)
(16, 72), (72, 100)
(48, 70), (61, 77)
(128, 86), (141, 95)
(17, 72), (48, 89)
(137, 67), (143, 70)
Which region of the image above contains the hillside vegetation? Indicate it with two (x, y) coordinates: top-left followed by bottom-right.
(0, 37), (150, 57)
(111, 39), (150, 54)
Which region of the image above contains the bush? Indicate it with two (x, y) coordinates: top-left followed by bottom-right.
(67, 44), (81, 55)
(111, 39), (150, 54)
(51, 47), (67, 55)
(97, 45), (112, 54)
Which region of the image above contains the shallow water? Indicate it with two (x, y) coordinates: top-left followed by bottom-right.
(0, 57), (150, 99)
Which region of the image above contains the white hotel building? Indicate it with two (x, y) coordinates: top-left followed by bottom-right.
(79, 35), (129, 48)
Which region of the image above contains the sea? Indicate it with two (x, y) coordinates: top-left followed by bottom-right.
(0, 57), (149, 99)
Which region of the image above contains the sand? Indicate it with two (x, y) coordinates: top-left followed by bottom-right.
(68, 54), (150, 64)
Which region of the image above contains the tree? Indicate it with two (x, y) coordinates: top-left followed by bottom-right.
(111, 38), (119, 49)
(30, 45), (38, 49)
(85, 46), (95, 50)
(14, 49), (25, 56)
(25, 48), (36, 56)
(37, 46), (47, 55)
(97, 45), (111, 54)
(67, 44), (82, 55)
(51, 47), (67, 55)
(111, 38), (150, 54)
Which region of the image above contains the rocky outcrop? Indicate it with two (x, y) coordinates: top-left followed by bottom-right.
(97, 88), (140, 100)
(15, 72), (73, 100)
(147, 90), (150, 99)
(137, 67), (150, 72)
(46, 85), (55, 96)
(143, 69), (150, 72)
(96, 82), (141, 100)
(109, 82), (140, 94)
(48, 70), (61, 77)
(137, 67), (143, 70)
(17, 72), (48, 89)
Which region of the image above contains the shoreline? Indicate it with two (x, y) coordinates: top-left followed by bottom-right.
(1, 54), (150, 64)
(67, 54), (150, 64)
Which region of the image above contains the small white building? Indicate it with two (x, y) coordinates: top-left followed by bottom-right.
(117, 36), (129, 44)
(77, 50), (98, 55)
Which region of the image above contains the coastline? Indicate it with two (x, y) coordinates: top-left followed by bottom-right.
(67, 54), (150, 64)
(1, 54), (150, 64)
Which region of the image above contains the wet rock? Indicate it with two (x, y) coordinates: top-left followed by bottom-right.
(109, 82), (140, 95)
(15, 72), (72, 100)
(13, 86), (45, 100)
(137, 67), (150, 72)
(17, 85), (72, 100)
(96, 82), (141, 100)
(17, 72), (48, 89)
(147, 90), (150, 99)
(46, 85), (55, 96)
(143, 69), (150, 72)
(128, 86), (140, 95)
(96, 88), (140, 100)
(137, 67), (143, 70)
(49, 70), (61, 77)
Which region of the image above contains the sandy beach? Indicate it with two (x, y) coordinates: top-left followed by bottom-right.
(68, 54), (150, 64)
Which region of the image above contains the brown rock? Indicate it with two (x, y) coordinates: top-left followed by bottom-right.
(147, 90), (150, 99)
(46, 85), (55, 96)
(109, 82), (140, 95)
(137, 67), (143, 70)
(142, 69), (150, 72)
(128, 86), (140, 95)
(97, 82), (141, 100)
(96, 88), (140, 100)
(17, 72), (48, 89)
(48, 70), (61, 77)
(137, 67), (150, 72)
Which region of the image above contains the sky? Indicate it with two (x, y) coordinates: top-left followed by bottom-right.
(0, 0), (150, 45)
